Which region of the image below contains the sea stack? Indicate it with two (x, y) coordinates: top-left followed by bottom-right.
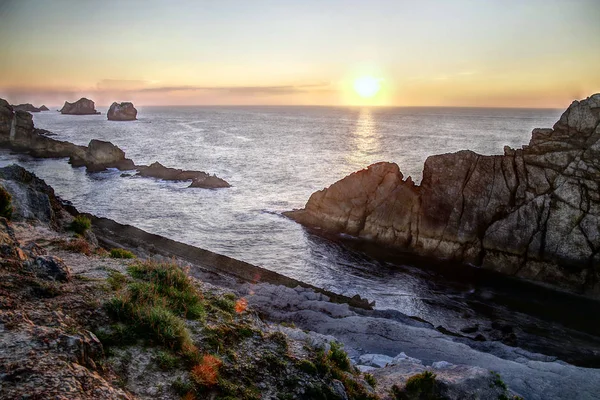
(59, 98), (100, 115)
(39, 105), (49, 111)
(285, 93), (600, 299)
(107, 101), (137, 121)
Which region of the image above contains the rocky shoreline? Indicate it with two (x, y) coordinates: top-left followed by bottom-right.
(2, 164), (600, 399)
(285, 93), (600, 300)
(0, 98), (230, 189)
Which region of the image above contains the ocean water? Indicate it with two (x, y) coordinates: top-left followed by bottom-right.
(4, 105), (599, 365)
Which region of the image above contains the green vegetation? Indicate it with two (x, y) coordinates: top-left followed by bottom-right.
(69, 215), (91, 235)
(391, 371), (441, 400)
(0, 185), (12, 219)
(491, 371), (508, 390)
(110, 248), (136, 259)
(99, 259), (378, 400)
(364, 373), (377, 388)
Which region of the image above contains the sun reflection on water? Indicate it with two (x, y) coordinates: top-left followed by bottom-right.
(346, 108), (381, 169)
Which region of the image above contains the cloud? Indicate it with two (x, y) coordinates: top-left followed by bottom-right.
(96, 79), (151, 91)
(137, 83), (333, 95)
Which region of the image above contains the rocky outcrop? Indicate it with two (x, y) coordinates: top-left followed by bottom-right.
(137, 162), (231, 188)
(12, 103), (40, 112)
(59, 98), (100, 115)
(39, 105), (49, 111)
(285, 93), (600, 299)
(69, 139), (135, 172)
(107, 101), (137, 121)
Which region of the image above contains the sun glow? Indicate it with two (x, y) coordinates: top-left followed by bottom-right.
(353, 76), (381, 98)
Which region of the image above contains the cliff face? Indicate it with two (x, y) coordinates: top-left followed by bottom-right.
(107, 101), (137, 121)
(285, 94), (600, 298)
(59, 98), (100, 115)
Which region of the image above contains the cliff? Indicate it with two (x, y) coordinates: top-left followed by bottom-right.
(11, 103), (41, 112)
(107, 101), (137, 121)
(285, 94), (600, 299)
(60, 97), (100, 115)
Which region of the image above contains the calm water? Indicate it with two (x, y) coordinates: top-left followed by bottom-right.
(4, 105), (599, 365)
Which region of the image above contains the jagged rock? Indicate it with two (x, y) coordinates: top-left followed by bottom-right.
(358, 353), (394, 368)
(107, 101), (137, 121)
(285, 93), (600, 299)
(32, 255), (71, 281)
(39, 105), (49, 111)
(12, 103), (40, 112)
(136, 161), (231, 188)
(69, 139), (135, 172)
(59, 98), (100, 115)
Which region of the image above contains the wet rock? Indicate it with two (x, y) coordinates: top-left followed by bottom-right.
(285, 93), (600, 299)
(137, 161), (230, 188)
(59, 98), (100, 115)
(460, 324), (479, 334)
(32, 255), (71, 281)
(107, 101), (137, 121)
(70, 139), (135, 172)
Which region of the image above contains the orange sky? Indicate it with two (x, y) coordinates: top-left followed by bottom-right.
(0, 0), (599, 108)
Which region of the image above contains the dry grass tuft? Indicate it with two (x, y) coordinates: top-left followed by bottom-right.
(190, 354), (222, 387)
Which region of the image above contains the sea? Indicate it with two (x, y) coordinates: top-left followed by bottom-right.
(2, 105), (599, 366)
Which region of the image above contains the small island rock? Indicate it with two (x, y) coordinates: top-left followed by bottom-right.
(107, 101), (137, 121)
(39, 105), (49, 111)
(59, 98), (100, 115)
(12, 103), (40, 113)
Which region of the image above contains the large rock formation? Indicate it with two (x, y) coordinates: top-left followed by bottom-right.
(39, 105), (49, 111)
(285, 93), (600, 299)
(59, 98), (100, 115)
(107, 101), (137, 121)
(69, 139), (135, 172)
(12, 103), (40, 112)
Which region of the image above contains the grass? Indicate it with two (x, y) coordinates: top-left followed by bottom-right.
(155, 350), (179, 370)
(110, 248), (136, 259)
(364, 373), (377, 388)
(62, 238), (92, 255)
(69, 215), (91, 235)
(106, 270), (128, 291)
(391, 371), (440, 400)
(0, 185), (12, 219)
(105, 260), (205, 351)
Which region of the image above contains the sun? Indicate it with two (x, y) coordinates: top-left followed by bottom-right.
(353, 76), (381, 98)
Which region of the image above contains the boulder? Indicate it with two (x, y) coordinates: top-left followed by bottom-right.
(59, 98), (100, 115)
(32, 255), (71, 282)
(12, 103), (40, 112)
(285, 93), (600, 299)
(107, 101), (137, 121)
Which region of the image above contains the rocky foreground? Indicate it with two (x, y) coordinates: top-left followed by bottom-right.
(2, 165), (599, 399)
(286, 94), (600, 299)
(0, 98), (230, 188)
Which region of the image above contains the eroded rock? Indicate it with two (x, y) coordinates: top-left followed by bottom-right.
(136, 161), (231, 188)
(59, 98), (100, 115)
(285, 93), (600, 299)
(107, 101), (137, 121)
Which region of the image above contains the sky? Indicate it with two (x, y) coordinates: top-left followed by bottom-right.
(0, 0), (599, 107)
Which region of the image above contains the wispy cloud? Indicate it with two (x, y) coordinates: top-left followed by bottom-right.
(138, 83), (333, 95)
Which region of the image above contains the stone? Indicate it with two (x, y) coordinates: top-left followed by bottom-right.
(32, 255), (71, 281)
(107, 101), (137, 121)
(59, 98), (100, 115)
(358, 353), (394, 368)
(285, 93), (600, 299)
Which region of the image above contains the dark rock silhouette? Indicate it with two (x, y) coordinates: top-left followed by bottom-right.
(285, 93), (600, 299)
(12, 103), (41, 112)
(39, 105), (49, 111)
(137, 162), (231, 188)
(59, 98), (100, 115)
(107, 101), (137, 121)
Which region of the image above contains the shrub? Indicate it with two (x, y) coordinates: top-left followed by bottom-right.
(110, 248), (136, 259)
(0, 186), (12, 219)
(364, 373), (377, 388)
(190, 354), (222, 387)
(70, 215), (91, 235)
(107, 270), (128, 291)
(297, 359), (317, 375)
(62, 238), (92, 255)
(391, 370), (440, 400)
(328, 341), (352, 372)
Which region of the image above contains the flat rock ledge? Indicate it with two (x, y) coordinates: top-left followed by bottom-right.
(285, 93), (600, 299)
(0, 98), (230, 189)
